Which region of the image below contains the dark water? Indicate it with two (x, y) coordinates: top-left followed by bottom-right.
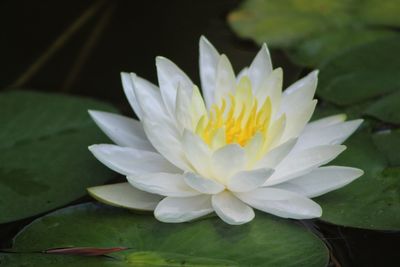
(0, 0), (398, 266)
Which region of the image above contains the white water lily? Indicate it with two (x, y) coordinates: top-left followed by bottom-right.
(88, 36), (363, 225)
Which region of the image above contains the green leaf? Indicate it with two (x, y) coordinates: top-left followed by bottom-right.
(318, 37), (400, 106)
(317, 132), (400, 230)
(228, 0), (400, 47)
(1, 203), (329, 267)
(364, 91), (400, 125)
(228, 0), (400, 66)
(372, 130), (400, 167)
(0, 91), (116, 223)
(228, 0), (352, 47)
(288, 29), (396, 67)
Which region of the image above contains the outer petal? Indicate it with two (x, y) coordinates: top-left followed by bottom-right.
(294, 119), (363, 152)
(142, 116), (192, 171)
(214, 55), (236, 105)
(184, 172), (225, 194)
(274, 166), (364, 198)
(121, 72), (143, 119)
(88, 110), (154, 151)
(280, 70), (318, 113)
(236, 188), (322, 219)
(155, 195), (213, 223)
(131, 73), (172, 124)
(228, 168), (274, 192)
(88, 144), (180, 176)
(280, 100), (317, 143)
(88, 183), (162, 211)
(212, 144), (246, 183)
(248, 43), (273, 92)
(254, 138), (297, 169)
(199, 36), (220, 108)
(156, 56), (193, 117)
(127, 173), (199, 197)
(305, 114), (347, 131)
(265, 145), (346, 186)
(212, 191), (255, 225)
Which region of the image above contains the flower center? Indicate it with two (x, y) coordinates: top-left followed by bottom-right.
(195, 76), (272, 147)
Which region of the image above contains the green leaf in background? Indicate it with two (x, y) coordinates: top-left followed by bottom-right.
(287, 30), (396, 67)
(372, 130), (400, 166)
(228, 0), (400, 66)
(365, 91), (400, 125)
(0, 91), (116, 223)
(316, 132), (400, 230)
(318, 37), (400, 106)
(228, 0), (352, 47)
(0, 203), (329, 267)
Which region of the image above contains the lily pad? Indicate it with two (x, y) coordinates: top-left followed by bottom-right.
(288, 29), (396, 67)
(317, 132), (400, 230)
(228, 0), (400, 46)
(372, 130), (400, 167)
(318, 37), (400, 106)
(0, 203), (329, 267)
(228, 0), (400, 66)
(365, 91), (400, 125)
(0, 90), (116, 223)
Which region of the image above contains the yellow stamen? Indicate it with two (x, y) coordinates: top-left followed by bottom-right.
(198, 76), (273, 147)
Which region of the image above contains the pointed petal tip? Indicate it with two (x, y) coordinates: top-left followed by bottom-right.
(200, 35), (209, 44)
(311, 69), (319, 76)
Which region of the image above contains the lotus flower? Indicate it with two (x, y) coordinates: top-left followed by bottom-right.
(88, 37), (363, 225)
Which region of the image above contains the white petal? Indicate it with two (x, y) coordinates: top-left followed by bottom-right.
(274, 166), (363, 198)
(255, 68), (282, 116)
(121, 72), (143, 119)
(212, 144), (246, 183)
(237, 67), (249, 81)
(280, 100), (317, 143)
(155, 195), (213, 223)
(88, 144), (180, 176)
(175, 85), (193, 131)
(248, 43), (273, 92)
(280, 71), (318, 113)
(142, 116), (192, 171)
(199, 36), (220, 108)
(88, 110), (154, 151)
(244, 133), (264, 165)
(228, 168), (274, 192)
(212, 191), (254, 225)
(214, 55), (236, 105)
(265, 145), (346, 186)
(295, 119), (363, 151)
(190, 86), (208, 127)
(131, 73), (171, 124)
(254, 138), (297, 169)
(262, 113), (286, 151)
(127, 173), (199, 197)
(184, 172), (225, 194)
(88, 183), (162, 211)
(236, 187), (322, 219)
(182, 130), (212, 176)
(156, 57), (193, 117)
(306, 114), (347, 131)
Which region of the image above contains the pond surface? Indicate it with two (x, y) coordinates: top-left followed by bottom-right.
(1, 0), (399, 266)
